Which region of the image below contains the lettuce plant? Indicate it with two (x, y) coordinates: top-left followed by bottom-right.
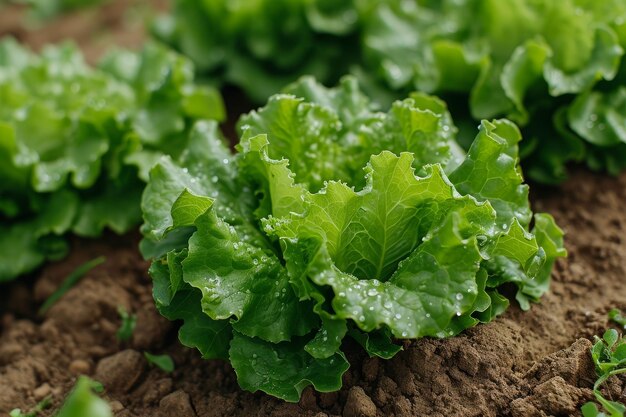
(141, 77), (566, 401)
(157, 0), (626, 183)
(362, 0), (626, 183)
(582, 329), (626, 417)
(152, 0), (362, 102)
(0, 39), (224, 281)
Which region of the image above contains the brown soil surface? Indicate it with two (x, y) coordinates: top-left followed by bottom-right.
(0, 169), (625, 417)
(0, 0), (168, 64)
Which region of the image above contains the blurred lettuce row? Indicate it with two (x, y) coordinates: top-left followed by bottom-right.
(156, 0), (626, 183)
(141, 76), (566, 401)
(0, 38), (224, 281)
(4, 0), (105, 18)
(152, 0), (364, 103)
(153, 0), (381, 103)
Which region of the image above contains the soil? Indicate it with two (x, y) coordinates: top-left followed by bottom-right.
(1, 169), (625, 417)
(1, 2), (626, 416)
(0, 0), (169, 64)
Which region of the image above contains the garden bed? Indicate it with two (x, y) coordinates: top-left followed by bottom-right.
(0, 1), (625, 416)
(1, 169), (625, 417)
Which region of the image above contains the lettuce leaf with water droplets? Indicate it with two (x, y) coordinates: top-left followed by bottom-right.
(158, 0), (626, 183)
(141, 77), (565, 401)
(0, 39), (224, 281)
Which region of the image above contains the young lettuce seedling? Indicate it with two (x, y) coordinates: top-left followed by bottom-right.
(55, 377), (111, 417)
(582, 329), (626, 417)
(610, 309), (626, 329)
(9, 396), (51, 417)
(144, 352), (175, 373)
(116, 306), (137, 342)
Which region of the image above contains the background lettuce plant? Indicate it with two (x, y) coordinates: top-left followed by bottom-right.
(8, 0), (106, 18)
(156, 0), (626, 183)
(153, 0), (363, 103)
(141, 77), (566, 401)
(0, 39), (224, 281)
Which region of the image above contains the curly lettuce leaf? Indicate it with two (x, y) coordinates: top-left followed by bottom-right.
(362, 0), (626, 181)
(141, 77), (565, 401)
(154, 0), (359, 103)
(230, 332), (349, 402)
(0, 39), (224, 281)
(159, 0), (626, 182)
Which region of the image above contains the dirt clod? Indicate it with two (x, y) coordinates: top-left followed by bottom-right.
(159, 391), (196, 417)
(69, 359), (92, 375)
(33, 383), (51, 400)
(510, 376), (591, 417)
(343, 387), (377, 417)
(131, 307), (172, 350)
(110, 400), (125, 413)
(95, 350), (145, 394)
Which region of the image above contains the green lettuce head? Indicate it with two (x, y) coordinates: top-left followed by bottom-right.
(158, 0), (626, 183)
(141, 76), (566, 401)
(0, 39), (224, 281)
